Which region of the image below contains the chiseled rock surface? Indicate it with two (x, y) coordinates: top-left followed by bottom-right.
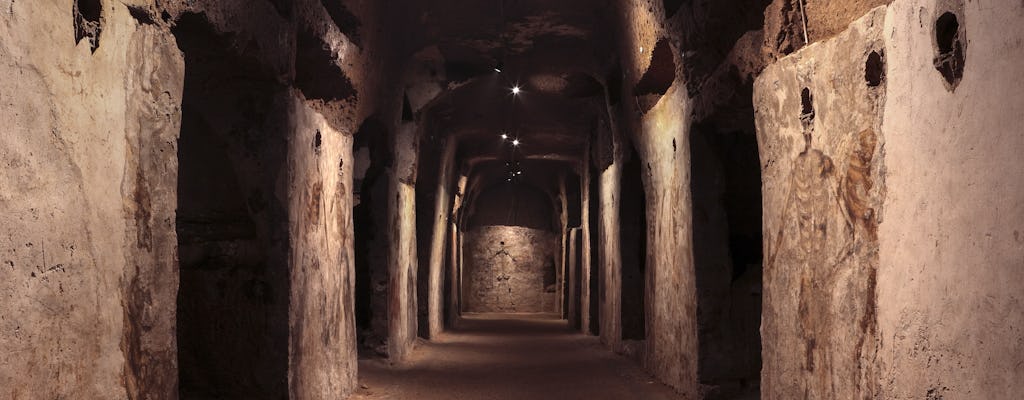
(754, 7), (887, 399)
(0, 2), (184, 398)
(878, 0), (1024, 398)
(0, 0), (372, 398)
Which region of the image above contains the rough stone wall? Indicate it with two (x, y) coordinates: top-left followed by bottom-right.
(598, 146), (623, 349)
(756, 2), (1024, 398)
(800, 0), (891, 48)
(0, 2), (183, 398)
(424, 139), (457, 338)
(122, 23), (186, 399)
(0, 0), (379, 398)
(755, 7), (887, 399)
(567, 228), (581, 327)
(287, 98), (358, 399)
(555, 176), (571, 319)
(457, 230), (466, 314)
(877, 1), (1024, 398)
(579, 153), (594, 333)
(613, 0), (699, 395)
(465, 226), (557, 313)
(761, 0), (892, 60)
(636, 86), (698, 397)
(386, 121), (420, 362)
(448, 175), (468, 325)
(447, 222), (460, 324)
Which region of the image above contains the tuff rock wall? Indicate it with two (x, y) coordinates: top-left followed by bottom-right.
(0, 0), (388, 398)
(0, 3), (184, 398)
(613, 0), (698, 394)
(755, 1), (1024, 398)
(755, 8), (887, 398)
(877, 1), (1024, 397)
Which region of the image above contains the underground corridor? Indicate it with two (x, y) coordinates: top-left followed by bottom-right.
(2, 0), (1024, 400)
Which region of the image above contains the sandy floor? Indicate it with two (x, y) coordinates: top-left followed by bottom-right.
(352, 313), (682, 400)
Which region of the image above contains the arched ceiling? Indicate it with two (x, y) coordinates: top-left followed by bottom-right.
(400, 0), (617, 225)
(403, 0), (616, 80)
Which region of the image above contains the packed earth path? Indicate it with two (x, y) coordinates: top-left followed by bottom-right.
(352, 314), (682, 400)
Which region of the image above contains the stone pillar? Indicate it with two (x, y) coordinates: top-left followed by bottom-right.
(387, 122), (419, 362)
(450, 174), (468, 322)
(555, 174), (570, 318)
(561, 232), (569, 319)
(599, 140), (623, 349)
(877, 3), (1024, 398)
(287, 99), (358, 398)
(754, 9), (885, 399)
(567, 228), (580, 328)
(122, 24), (185, 399)
(447, 222), (459, 326)
(579, 153), (593, 334)
(457, 230), (465, 314)
(426, 138), (457, 338)
(639, 88), (697, 396)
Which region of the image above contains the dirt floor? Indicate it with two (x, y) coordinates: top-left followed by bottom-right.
(352, 313), (683, 400)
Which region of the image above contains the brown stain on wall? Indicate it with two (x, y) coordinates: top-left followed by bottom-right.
(842, 129), (879, 241)
(778, 134), (881, 398)
(307, 181), (323, 225)
(792, 148), (835, 381)
(120, 26), (184, 400)
(133, 166), (154, 251)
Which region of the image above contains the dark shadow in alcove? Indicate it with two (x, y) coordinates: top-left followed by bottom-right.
(620, 143), (647, 341)
(352, 116), (391, 358)
(174, 13), (290, 399)
(690, 81), (764, 399)
(588, 167), (601, 336)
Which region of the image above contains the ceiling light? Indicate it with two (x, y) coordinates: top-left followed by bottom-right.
(512, 139), (520, 146)
(511, 85), (521, 95)
(501, 133), (508, 140)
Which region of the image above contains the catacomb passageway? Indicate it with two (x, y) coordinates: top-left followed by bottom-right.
(1, 0), (1023, 399)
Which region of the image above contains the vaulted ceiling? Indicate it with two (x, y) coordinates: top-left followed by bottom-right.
(403, 0), (618, 215)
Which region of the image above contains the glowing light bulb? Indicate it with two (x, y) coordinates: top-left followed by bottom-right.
(512, 139), (520, 146)
(511, 86), (521, 95)
(501, 133), (508, 140)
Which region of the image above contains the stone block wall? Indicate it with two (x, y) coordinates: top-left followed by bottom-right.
(465, 226), (558, 313)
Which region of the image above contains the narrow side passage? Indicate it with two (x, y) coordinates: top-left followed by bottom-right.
(353, 314), (679, 400)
